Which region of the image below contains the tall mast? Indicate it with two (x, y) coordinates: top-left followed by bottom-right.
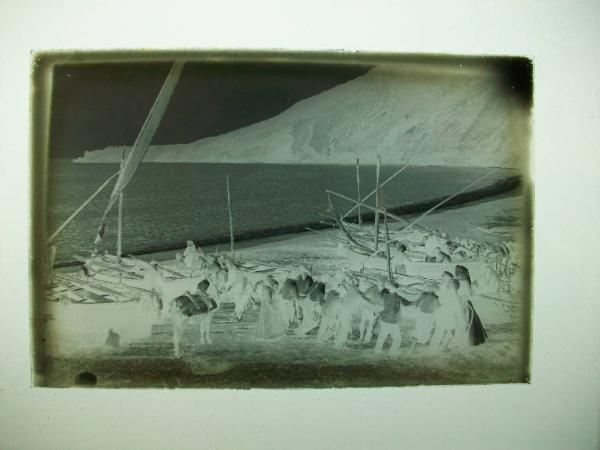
(116, 148), (125, 258)
(384, 208), (394, 283)
(226, 176), (235, 259)
(374, 154), (381, 251)
(46, 171), (120, 245)
(342, 164), (410, 220)
(94, 61), (185, 246)
(356, 157), (362, 227)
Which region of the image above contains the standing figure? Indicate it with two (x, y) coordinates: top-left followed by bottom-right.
(392, 242), (412, 275)
(431, 272), (469, 349)
(317, 289), (342, 342)
(175, 252), (184, 269)
(361, 281), (385, 343)
(183, 240), (201, 269)
(334, 278), (382, 347)
(222, 259), (254, 321)
(455, 265), (487, 346)
(294, 269), (314, 325)
(278, 278), (300, 327)
(434, 247), (452, 263)
(255, 283), (286, 340)
(424, 233), (443, 262)
(374, 283), (404, 355)
(410, 291), (440, 349)
(297, 281), (325, 334)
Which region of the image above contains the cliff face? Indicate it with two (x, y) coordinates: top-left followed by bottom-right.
(75, 65), (530, 167)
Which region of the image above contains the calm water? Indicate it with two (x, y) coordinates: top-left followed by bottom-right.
(47, 161), (516, 263)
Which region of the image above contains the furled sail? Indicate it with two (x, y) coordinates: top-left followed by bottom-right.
(94, 61), (185, 245)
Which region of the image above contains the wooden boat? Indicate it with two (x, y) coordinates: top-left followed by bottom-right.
(42, 63), (189, 350)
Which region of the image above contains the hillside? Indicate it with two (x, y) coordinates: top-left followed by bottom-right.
(75, 64), (530, 167)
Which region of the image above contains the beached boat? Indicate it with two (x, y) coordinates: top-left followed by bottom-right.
(321, 156), (517, 301)
(43, 62), (195, 350)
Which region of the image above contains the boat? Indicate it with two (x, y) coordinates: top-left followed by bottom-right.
(321, 155), (517, 298)
(42, 61), (198, 350)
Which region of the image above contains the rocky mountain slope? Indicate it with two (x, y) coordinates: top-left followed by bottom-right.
(75, 64), (530, 167)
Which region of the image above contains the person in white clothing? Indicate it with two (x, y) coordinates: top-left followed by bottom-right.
(431, 271), (469, 348)
(183, 240), (200, 269)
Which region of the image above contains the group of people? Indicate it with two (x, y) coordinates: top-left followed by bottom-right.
(411, 266), (487, 350)
(390, 228), (516, 297)
(149, 239), (489, 357)
(249, 262), (487, 354)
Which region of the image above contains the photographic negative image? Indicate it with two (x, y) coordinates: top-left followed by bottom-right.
(31, 51), (533, 388)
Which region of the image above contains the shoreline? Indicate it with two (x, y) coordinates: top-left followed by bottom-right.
(53, 174), (521, 268)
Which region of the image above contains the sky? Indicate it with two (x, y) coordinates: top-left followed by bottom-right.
(48, 57), (532, 159)
(49, 61), (371, 158)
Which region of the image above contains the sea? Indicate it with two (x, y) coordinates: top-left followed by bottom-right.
(46, 161), (519, 264)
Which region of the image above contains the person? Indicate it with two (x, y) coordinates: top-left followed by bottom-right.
(455, 265), (488, 346)
(175, 252), (184, 269)
(174, 280), (215, 316)
(374, 282), (404, 355)
(82, 249), (104, 277)
(278, 277), (300, 328)
(297, 281), (325, 334)
(255, 282), (286, 339)
(265, 274), (279, 290)
(105, 328), (120, 348)
(410, 291), (440, 349)
(473, 264), (502, 296)
(317, 289), (342, 342)
(434, 247), (452, 263)
(392, 242), (412, 274)
(296, 270), (314, 298)
(183, 240), (200, 269)
(294, 269), (314, 324)
(440, 233), (452, 253)
(332, 278), (359, 347)
(431, 271), (469, 348)
(424, 233), (444, 262)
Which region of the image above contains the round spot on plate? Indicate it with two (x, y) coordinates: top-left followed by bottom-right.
(75, 371), (97, 386)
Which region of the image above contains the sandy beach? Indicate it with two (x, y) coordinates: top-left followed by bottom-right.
(39, 193), (530, 388)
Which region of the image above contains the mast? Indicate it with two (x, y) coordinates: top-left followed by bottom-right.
(46, 171), (120, 245)
(226, 176), (234, 259)
(116, 148), (125, 258)
(374, 154), (381, 251)
(94, 61), (185, 246)
(342, 164), (410, 220)
(356, 157), (362, 227)
(384, 208), (394, 282)
(400, 169), (497, 233)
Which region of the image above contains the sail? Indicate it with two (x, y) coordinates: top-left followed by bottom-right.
(94, 61), (185, 245)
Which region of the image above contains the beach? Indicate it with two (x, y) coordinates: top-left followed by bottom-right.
(39, 193), (530, 388)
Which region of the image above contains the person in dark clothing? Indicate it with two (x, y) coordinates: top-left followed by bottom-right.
(454, 265), (487, 346)
(374, 285), (404, 355)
